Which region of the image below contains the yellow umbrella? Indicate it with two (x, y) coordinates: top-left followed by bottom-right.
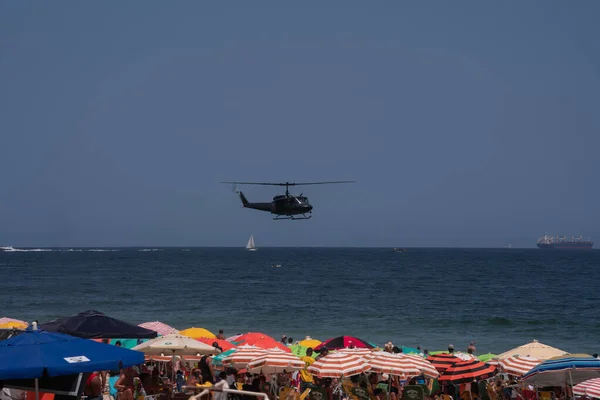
(0, 321), (28, 329)
(179, 327), (216, 339)
(298, 336), (321, 348)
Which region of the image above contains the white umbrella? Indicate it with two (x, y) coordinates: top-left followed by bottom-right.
(132, 333), (220, 356)
(308, 352), (370, 378)
(497, 340), (567, 361)
(247, 348), (305, 374)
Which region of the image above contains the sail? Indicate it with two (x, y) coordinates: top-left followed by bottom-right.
(246, 234), (256, 250)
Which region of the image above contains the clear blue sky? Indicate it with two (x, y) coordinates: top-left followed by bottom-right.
(1, 2), (599, 247)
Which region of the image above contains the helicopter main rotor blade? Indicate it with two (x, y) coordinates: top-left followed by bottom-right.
(220, 181), (355, 186)
(288, 181), (355, 186)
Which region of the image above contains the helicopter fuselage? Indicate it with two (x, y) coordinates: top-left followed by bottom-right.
(237, 191), (313, 219)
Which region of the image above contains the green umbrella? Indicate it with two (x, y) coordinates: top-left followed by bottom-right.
(109, 338), (147, 349)
(212, 349), (236, 367)
(290, 344), (309, 357)
(428, 350), (447, 355)
(477, 353), (498, 362)
(401, 346), (421, 355)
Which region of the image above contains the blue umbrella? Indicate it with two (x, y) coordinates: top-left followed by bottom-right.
(0, 329), (144, 379)
(522, 355), (600, 386)
(40, 310), (157, 339)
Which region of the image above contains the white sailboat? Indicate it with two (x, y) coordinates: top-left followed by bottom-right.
(246, 234), (257, 251)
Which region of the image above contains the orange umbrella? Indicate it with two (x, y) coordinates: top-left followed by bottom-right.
(197, 337), (236, 351)
(235, 332), (290, 352)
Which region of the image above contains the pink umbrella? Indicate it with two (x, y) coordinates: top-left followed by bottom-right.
(138, 321), (179, 336)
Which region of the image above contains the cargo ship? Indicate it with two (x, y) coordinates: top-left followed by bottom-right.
(536, 235), (594, 249)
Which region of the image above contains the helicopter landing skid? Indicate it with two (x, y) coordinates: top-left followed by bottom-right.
(273, 214), (312, 220)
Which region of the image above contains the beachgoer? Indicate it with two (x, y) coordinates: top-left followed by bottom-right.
(448, 344), (455, 354)
(281, 335), (287, 344)
(423, 349), (429, 357)
(392, 346), (401, 354)
(288, 337), (294, 346)
(217, 329), (225, 340)
(300, 348), (316, 391)
(115, 341), (122, 347)
(84, 371), (103, 400)
(133, 377), (147, 400)
(384, 342), (393, 353)
(187, 369), (201, 387)
(468, 342), (476, 354)
(175, 370), (185, 392)
(115, 367), (137, 400)
(315, 347), (329, 360)
(199, 354), (214, 383)
(213, 371), (230, 400)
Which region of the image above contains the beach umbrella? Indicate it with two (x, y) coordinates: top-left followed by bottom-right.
(212, 349), (236, 367)
(234, 332), (278, 345)
(39, 310), (157, 339)
(131, 333), (220, 356)
(522, 355), (600, 386)
(499, 356), (541, 376)
(298, 337), (322, 348)
(307, 352), (370, 378)
(477, 353), (498, 363)
(221, 344), (268, 368)
(426, 353), (461, 372)
(108, 338), (147, 349)
(139, 321), (179, 336)
(235, 332), (290, 352)
(400, 346), (421, 355)
(339, 347), (373, 357)
(438, 359), (497, 384)
(0, 317), (28, 327)
(196, 337), (236, 352)
(0, 328), (143, 400)
(397, 354), (439, 379)
(573, 377), (600, 398)
(0, 321), (28, 330)
(366, 352), (420, 376)
(247, 347), (305, 375)
(496, 340), (568, 361)
(314, 335), (374, 351)
(179, 327), (216, 339)
(291, 344), (309, 357)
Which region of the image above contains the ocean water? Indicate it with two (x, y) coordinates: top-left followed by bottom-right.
(1, 247), (599, 355)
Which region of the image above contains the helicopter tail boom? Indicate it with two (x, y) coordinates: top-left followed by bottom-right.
(237, 191), (271, 212)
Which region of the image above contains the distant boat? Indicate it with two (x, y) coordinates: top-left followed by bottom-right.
(537, 234), (593, 249)
(0, 246), (15, 252)
(393, 248), (406, 253)
(272, 264), (281, 268)
(246, 235), (257, 251)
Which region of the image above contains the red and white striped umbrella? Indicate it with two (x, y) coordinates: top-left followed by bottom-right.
(339, 347), (374, 357)
(247, 348), (305, 374)
(308, 352), (370, 378)
(499, 356), (540, 376)
(574, 377), (600, 398)
(139, 321), (179, 336)
(222, 344), (268, 368)
(367, 352), (421, 376)
(398, 354), (440, 379)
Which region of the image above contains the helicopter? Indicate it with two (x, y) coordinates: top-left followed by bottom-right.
(220, 181), (355, 220)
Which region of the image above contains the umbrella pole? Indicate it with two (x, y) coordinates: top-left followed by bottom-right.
(35, 378), (39, 400)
